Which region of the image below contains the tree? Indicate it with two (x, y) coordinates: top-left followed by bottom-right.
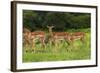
(23, 10), (91, 31)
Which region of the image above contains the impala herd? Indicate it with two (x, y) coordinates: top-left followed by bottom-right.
(23, 25), (85, 52)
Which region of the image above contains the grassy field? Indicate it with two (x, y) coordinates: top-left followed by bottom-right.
(23, 28), (91, 62)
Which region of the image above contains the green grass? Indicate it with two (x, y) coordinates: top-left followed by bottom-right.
(23, 28), (91, 62)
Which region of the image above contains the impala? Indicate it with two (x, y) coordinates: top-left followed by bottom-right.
(23, 28), (46, 52)
(23, 28), (31, 47)
(47, 26), (70, 46)
(30, 31), (46, 48)
(47, 26), (85, 45)
(70, 32), (85, 42)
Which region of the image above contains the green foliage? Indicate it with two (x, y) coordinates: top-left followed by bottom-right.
(23, 10), (91, 31)
(69, 14), (91, 29)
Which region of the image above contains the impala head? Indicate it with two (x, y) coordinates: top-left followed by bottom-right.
(47, 25), (54, 32)
(47, 25), (55, 37)
(47, 25), (54, 29)
(23, 27), (30, 33)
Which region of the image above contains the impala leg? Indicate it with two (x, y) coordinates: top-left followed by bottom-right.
(42, 40), (46, 48)
(32, 43), (35, 53)
(25, 39), (30, 52)
(81, 36), (85, 42)
(29, 39), (35, 53)
(50, 38), (54, 46)
(39, 38), (46, 53)
(53, 39), (59, 53)
(65, 38), (73, 52)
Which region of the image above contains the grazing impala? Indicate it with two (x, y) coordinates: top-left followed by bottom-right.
(52, 32), (70, 43)
(30, 31), (46, 48)
(70, 32), (85, 42)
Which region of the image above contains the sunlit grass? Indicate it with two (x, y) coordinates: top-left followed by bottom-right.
(23, 28), (91, 62)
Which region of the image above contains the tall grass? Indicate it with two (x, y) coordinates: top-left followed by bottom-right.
(23, 28), (91, 62)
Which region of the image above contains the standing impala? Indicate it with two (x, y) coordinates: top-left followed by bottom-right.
(47, 26), (70, 46)
(23, 28), (46, 52)
(23, 28), (31, 47)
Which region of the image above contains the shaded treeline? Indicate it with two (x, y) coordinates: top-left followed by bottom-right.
(23, 10), (91, 31)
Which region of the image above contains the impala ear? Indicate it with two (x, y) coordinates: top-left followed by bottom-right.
(47, 25), (54, 28)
